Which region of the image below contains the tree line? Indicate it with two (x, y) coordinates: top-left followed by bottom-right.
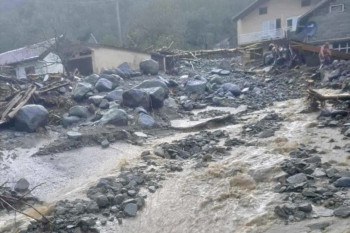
(0, 0), (252, 53)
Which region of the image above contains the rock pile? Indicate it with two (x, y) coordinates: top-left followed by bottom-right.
(274, 146), (350, 221)
(242, 112), (283, 138)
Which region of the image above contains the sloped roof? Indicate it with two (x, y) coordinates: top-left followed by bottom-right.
(0, 38), (56, 66)
(232, 0), (268, 21)
(299, 0), (331, 21)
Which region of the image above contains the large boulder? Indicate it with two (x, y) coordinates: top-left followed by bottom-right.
(105, 90), (123, 102)
(221, 83), (241, 96)
(83, 74), (100, 86)
(138, 113), (156, 129)
(95, 78), (113, 92)
(99, 74), (124, 89)
(135, 79), (169, 96)
(72, 82), (93, 100)
(140, 59), (159, 75)
(15, 105), (48, 132)
(122, 89), (151, 110)
(69, 106), (90, 118)
(142, 87), (167, 109)
(185, 80), (207, 94)
(98, 108), (128, 126)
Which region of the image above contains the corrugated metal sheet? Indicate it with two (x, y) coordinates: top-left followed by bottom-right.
(0, 39), (55, 66)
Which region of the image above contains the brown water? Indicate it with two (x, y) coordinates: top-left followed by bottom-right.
(1, 98), (349, 232)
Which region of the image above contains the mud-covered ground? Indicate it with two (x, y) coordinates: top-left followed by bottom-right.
(1, 59), (350, 233)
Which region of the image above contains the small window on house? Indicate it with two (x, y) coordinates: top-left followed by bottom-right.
(259, 7), (267, 15)
(25, 66), (35, 76)
(330, 4), (344, 13)
(276, 18), (281, 29)
(301, 0), (311, 7)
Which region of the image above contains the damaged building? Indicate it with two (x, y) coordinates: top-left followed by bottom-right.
(0, 38), (150, 79)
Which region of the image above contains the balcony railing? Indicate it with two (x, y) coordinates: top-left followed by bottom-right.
(239, 28), (286, 45)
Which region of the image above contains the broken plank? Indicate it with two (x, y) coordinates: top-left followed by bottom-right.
(8, 86), (37, 119)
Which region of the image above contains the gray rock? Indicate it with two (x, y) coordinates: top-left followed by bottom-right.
(72, 82), (93, 100)
(100, 74), (124, 89)
(221, 83), (241, 96)
(258, 129), (275, 138)
(67, 131), (82, 140)
(15, 105), (48, 132)
(14, 178), (29, 192)
(101, 139), (110, 148)
(95, 78), (113, 92)
(114, 194), (124, 205)
(86, 201), (100, 213)
(333, 206), (350, 218)
(79, 217), (96, 227)
(219, 70), (230, 76)
(135, 80), (169, 96)
(142, 87), (167, 109)
(123, 203), (138, 217)
(140, 59), (159, 75)
(308, 222), (330, 231)
(98, 108), (128, 126)
(122, 89), (151, 110)
(96, 195), (109, 208)
(89, 96), (104, 106)
(185, 80), (207, 94)
(297, 203), (312, 213)
(286, 173), (307, 185)
(69, 106), (89, 118)
(99, 99), (110, 109)
(61, 115), (80, 128)
(84, 74), (100, 86)
(105, 90), (123, 102)
(334, 177), (350, 187)
(138, 113), (156, 129)
(154, 147), (165, 157)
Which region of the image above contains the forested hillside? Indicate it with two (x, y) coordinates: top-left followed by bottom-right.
(0, 0), (253, 52)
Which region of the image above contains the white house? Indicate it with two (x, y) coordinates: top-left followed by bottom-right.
(0, 39), (64, 79)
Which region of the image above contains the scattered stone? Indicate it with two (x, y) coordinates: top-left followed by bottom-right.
(138, 113), (156, 129)
(140, 59), (159, 75)
(123, 203), (138, 217)
(99, 99), (110, 109)
(333, 206), (350, 218)
(95, 78), (113, 92)
(122, 89), (151, 110)
(101, 139), (110, 148)
(69, 105), (89, 118)
(97, 108), (128, 126)
(67, 131), (82, 140)
(72, 82), (93, 100)
(185, 79), (207, 94)
(15, 105), (49, 132)
(96, 195), (109, 208)
(334, 177), (350, 187)
(14, 178), (30, 192)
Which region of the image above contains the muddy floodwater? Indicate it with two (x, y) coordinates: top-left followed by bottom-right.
(1, 98), (350, 233)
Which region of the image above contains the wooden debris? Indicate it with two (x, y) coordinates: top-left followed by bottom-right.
(0, 86), (37, 125)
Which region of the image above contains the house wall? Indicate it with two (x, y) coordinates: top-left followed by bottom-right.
(237, 0), (321, 42)
(14, 53), (63, 79)
(91, 48), (150, 74)
(302, 0), (350, 44)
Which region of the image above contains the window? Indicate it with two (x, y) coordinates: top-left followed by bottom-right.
(25, 66), (35, 76)
(330, 4), (344, 13)
(301, 0), (311, 7)
(332, 41), (350, 53)
(286, 17), (299, 32)
(259, 7), (267, 15)
(276, 18), (281, 29)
